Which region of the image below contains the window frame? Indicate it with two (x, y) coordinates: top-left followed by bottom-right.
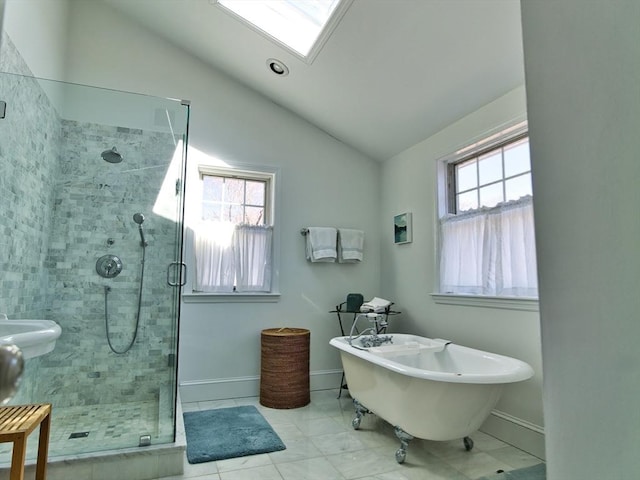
(447, 132), (531, 215)
(213, 0), (353, 64)
(199, 167), (271, 225)
(182, 163), (280, 303)
(438, 121), (529, 216)
(432, 120), (539, 310)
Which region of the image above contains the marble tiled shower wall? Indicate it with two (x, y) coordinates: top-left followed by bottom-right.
(1, 35), (181, 416)
(37, 119), (179, 409)
(0, 35), (60, 321)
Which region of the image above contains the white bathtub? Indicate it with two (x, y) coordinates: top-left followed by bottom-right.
(329, 334), (534, 463)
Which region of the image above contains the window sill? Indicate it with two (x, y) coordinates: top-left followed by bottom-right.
(182, 292), (281, 303)
(430, 293), (538, 312)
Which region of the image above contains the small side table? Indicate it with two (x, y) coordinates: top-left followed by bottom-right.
(0, 403), (52, 480)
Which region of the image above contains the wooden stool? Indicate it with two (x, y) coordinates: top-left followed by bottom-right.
(0, 404), (51, 480)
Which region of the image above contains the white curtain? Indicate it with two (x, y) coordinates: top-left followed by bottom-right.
(194, 221), (236, 292)
(439, 196), (538, 297)
(195, 222), (273, 293)
(234, 224), (273, 292)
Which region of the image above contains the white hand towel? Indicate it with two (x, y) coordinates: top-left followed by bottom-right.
(361, 297), (392, 313)
(306, 227), (337, 262)
(338, 228), (364, 263)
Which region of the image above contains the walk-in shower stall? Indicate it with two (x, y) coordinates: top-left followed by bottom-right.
(0, 38), (189, 462)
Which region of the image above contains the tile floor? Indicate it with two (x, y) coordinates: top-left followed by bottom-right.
(157, 390), (543, 480)
(0, 399), (173, 461)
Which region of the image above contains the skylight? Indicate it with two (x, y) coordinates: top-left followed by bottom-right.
(215, 0), (346, 60)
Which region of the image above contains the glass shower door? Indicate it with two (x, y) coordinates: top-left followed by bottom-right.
(0, 67), (189, 459)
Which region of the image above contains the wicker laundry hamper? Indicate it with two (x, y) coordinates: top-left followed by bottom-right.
(260, 328), (310, 409)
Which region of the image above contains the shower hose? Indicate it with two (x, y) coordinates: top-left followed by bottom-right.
(103, 244), (146, 354)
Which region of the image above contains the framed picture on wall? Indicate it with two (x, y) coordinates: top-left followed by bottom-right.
(393, 212), (412, 244)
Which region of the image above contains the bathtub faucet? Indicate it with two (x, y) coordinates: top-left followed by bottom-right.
(348, 313), (393, 349)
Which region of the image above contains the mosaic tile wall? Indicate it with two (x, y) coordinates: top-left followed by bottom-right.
(0, 35), (59, 321)
(1, 35), (182, 417)
(38, 119), (180, 408)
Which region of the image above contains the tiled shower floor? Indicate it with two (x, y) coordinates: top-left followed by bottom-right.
(0, 399), (172, 463)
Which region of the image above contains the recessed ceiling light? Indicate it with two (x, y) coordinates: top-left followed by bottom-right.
(267, 58), (289, 76)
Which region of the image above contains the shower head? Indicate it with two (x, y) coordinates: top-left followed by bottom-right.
(133, 213), (147, 246)
(133, 213), (145, 225)
(101, 146), (123, 164)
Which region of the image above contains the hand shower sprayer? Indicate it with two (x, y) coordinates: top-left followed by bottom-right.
(133, 213), (147, 246)
(101, 212), (149, 354)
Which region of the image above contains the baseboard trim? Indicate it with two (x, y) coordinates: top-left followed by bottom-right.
(480, 409), (546, 460)
(179, 369), (343, 403)
(490, 409), (545, 434)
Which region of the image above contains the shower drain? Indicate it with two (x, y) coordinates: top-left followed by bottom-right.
(69, 431), (90, 439)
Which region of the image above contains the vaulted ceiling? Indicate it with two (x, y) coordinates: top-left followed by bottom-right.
(101, 0), (525, 161)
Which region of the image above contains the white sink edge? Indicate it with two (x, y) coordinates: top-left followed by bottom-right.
(0, 319), (62, 359)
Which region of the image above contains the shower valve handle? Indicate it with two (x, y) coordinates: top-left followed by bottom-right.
(96, 254), (123, 278)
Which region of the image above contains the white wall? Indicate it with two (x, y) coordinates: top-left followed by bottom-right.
(3, 0), (69, 80)
(381, 86), (544, 458)
(7, 0), (382, 401)
(521, 1), (640, 477)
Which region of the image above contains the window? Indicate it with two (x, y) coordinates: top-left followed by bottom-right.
(451, 136), (532, 213)
(193, 166), (276, 294)
(438, 124), (538, 299)
(213, 0), (351, 61)
(201, 175), (267, 224)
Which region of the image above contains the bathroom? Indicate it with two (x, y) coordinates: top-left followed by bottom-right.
(0, 1), (638, 480)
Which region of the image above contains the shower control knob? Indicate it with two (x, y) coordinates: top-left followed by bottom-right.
(96, 254), (123, 279)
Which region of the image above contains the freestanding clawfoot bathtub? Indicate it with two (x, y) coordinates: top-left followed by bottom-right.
(330, 334), (534, 463)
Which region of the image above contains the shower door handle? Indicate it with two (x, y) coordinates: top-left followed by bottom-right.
(167, 262), (187, 287)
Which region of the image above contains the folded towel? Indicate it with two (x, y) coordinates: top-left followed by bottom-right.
(305, 227), (337, 262)
(360, 297), (392, 313)
(338, 229), (364, 263)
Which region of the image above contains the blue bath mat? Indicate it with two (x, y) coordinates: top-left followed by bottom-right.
(183, 405), (286, 464)
(478, 463), (546, 480)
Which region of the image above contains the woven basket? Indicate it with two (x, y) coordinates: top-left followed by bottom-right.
(260, 328), (310, 409)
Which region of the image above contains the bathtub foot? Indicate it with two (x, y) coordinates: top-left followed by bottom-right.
(463, 436), (474, 451)
(352, 399), (369, 430)
(394, 426), (413, 464)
